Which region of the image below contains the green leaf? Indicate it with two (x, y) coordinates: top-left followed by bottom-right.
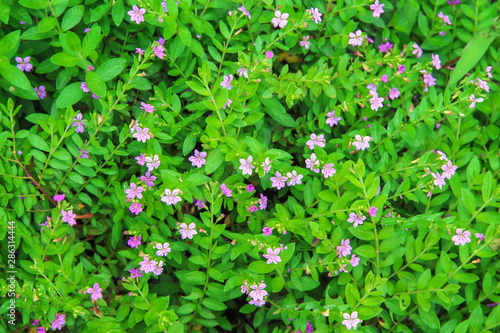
(38, 17), (57, 33)
(19, 0), (47, 9)
(85, 71), (107, 98)
(461, 188), (476, 215)
(448, 32), (495, 88)
(175, 270), (206, 285)
(61, 5), (84, 31)
(454, 273), (479, 284)
(271, 275), (284, 292)
(248, 261), (275, 274)
(205, 148), (223, 174)
(178, 25), (191, 47)
(202, 298), (227, 311)
(187, 81), (209, 96)
(82, 26), (101, 57)
(111, 0), (124, 26)
(259, 97), (296, 127)
(64, 31), (82, 54)
(0, 31), (20, 57)
(51, 52), (81, 67)
(95, 58), (127, 81)
(29, 134), (50, 152)
(355, 244), (377, 258)
(482, 171), (494, 202)
(182, 133), (196, 156)
(56, 82), (84, 108)
(476, 211), (500, 224)
(469, 305), (483, 333)
(0, 66), (37, 99)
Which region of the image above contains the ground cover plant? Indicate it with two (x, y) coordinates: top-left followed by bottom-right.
(0, 0), (499, 332)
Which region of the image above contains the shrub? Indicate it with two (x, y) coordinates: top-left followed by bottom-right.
(0, 0), (499, 332)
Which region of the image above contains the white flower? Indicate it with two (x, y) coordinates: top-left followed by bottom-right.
(452, 229), (471, 246)
(239, 155), (255, 176)
(348, 30), (363, 46)
(179, 222), (198, 239)
(352, 135), (371, 151)
(271, 10), (289, 29)
(155, 242), (171, 256)
(342, 311), (361, 330)
(145, 154), (160, 171)
(286, 170), (303, 186)
(161, 189), (182, 205)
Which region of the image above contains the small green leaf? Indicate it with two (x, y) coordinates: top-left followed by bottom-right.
(61, 5), (84, 31)
(260, 97), (296, 127)
(38, 17), (57, 33)
(248, 261), (275, 274)
(56, 82), (84, 108)
(29, 135), (50, 152)
(51, 52), (81, 67)
(85, 71), (107, 98)
(95, 58), (127, 81)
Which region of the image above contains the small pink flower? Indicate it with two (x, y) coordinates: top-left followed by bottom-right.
(189, 149), (207, 168)
(348, 30), (363, 46)
(353, 135), (371, 151)
(432, 54), (441, 70)
(61, 210), (76, 226)
(398, 65), (406, 73)
(220, 183), (232, 197)
(246, 184), (255, 193)
(469, 94), (484, 108)
(368, 206), (378, 217)
(370, 0), (385, 17)
(369, 93), (384, 111)
(452, 229), (471, 246)
(136, 153), (146, 166)
(140, 102), (155, 113)
(322, 163), (336, 178)
(132, 127), (151, 143)
(286, 170), (303, 186)
(179, 222), (197, 239)
(475, 233), (484, 241)
(342, 312), (361, 330)
(381, 74), (388, 83)
(270, 171), (287, 190)
(306, 7), (322, 24)
(263, 247), (281, 264)
(431, 172), (446, 189)
(438, 11), (452, 25)
(80, 82), (90, 93)
(389, 87), (400, 100)
(326, 110), (341, 126)
(239, 155), (255, 176)
(347, 212), (366, 227)
(34, 86), (47, 100)
(248, 205), (258, 212)
(161, 189), (182, 205)
(220, 74), (233, 90)
(300, 35), (311, 49)
(262, 227), (272, 236)
(135, 48), (145, 55)
(337, 238), (352, 258)
(350, 255), (360, 267)
(259, 194), (268, 210)
(129, 202), (143, 215)
(53, 194), (65, 202)
(412, 44), (423, 58)
(86, 283), (103, 301)
(271, 10), (289, 28)
(128, 5), (146, 24)
(265, 51), (274, 59)
(15, 56), (33, 72)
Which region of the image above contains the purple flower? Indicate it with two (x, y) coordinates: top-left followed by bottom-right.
(432, 54), (441, 70)
(347, 212), (366, 227)
(259, 194), (268, 210)
(322, 163), (336, 178)
(20, 21), (26, 24)
(125, 183), (144, 200)
(129, 268), (143, 278)
(220, 183), (232, 197)
(412, 43), (423, 58)
(53, 194), (65, 202)
(128, 5), (146, 24)
(84, 28), (91, 33)
(140, 170), (156, 187)
(421, 70), (437, 92)
(189, 149), (207, 168)
(91, 93), (100, 99)
(447, 0), (460, 4)
(145, 155), (160, 171)
(249, 282), (268, 300)
(156, 242), (171, 256)
(153, 44), (166, 59)
(306, 7), (322, 24)
(129, 202), (143, 215)
(195, 199), (205, 209)
(61, 210), (76, 226)
(220, 74), (233, 90)
(369, 93), (384, 111)
(223, 98), (232, 109)
(261, 157), (272, 175)
(34, 86), (46, 100)
(350, 254), (360, 267)
(33, 320), (40, 326)
(136, 153), (146, 166)
(140, 102), (155, 113)
(80, 82), (90, 93)
(270, 171), (287, 190)
(306, 133), (326, 150)
(475, 233), (484, 241)
(51, 313), (65, 331)
(368, 206), (378, 217)
(86, 283), (103, 301)
(469, 94), (484, 108)
(266, 51), (274, 59)
(305, 153), (320, 173)
(248, 205), (258, 212)
(246, 184), (255, 193)
(300, 35), (311, 49)
(438, 11), (452, 25)
(87, 65), (95, 71)
(132, 127), (151, 143)
(135, 48), (145, 55)
(79, 147), (90, 159)
(441, 161), (457, 179)
(15, 56), (33, 72)
(431, 172), (446, 189)
(239, 155), (255, 175)
(370, 0), (385, 17)
(263, 248), (281, 264)
(389, 87), (400, 100)
(237, 67), (248, 78)
(71, 113), (87, 133)
(398, 65), (406, 73)
(128, 236), (142, 248)
(381, 74), (388, 83)
(326, 111), (342, 127)
(271, 10), (289, 28)
(139, 256), (157, 273)
(452, 229), (471, 246)
(286, 170), (303, 186)
(262, 227), (272, 236)
(378, 41), (393, 53)
(337, 238), (352, 258)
